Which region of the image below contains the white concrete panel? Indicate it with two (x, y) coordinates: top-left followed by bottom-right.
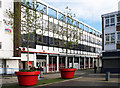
(6, 60), (19, 74)
(68, 49), (70, 53)
(21, 53), (34, 61)
(43, 46), (48, 51)
(105, 44), (116, 51)
(59, 48), (62, 53)
(49, 47), (53, 52)
(71, 50), (74, 54)
(36, 45), (42, 50)
(105, 26), (115, 34)
(54, 47), (58, 52)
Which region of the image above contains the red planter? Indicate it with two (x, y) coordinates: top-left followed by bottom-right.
(59, 68), (77, 79)
(15, 71), (40, 86)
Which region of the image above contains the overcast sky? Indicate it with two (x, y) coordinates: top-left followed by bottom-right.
(41, 0), (120, 32)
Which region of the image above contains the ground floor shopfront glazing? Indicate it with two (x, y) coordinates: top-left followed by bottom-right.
(21, 53), (101, 73)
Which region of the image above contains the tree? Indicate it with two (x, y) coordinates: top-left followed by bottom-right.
(4, 0), (43, 70)
(53, 6), (83, 68)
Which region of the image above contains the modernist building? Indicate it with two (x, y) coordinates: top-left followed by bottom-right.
(0, 0), (102, 74)
(102, 11), (120, 73)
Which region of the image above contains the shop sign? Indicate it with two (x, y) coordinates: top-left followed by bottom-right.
(5, 29), (12, 34)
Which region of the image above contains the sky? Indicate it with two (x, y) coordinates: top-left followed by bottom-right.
(40, 0), (120, 32)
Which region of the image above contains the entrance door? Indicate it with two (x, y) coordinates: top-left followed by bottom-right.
(36, 55), (46, 73)
(2, 60), (6, 74)
(49, 56), (57, 72)
(59, 56), (65, 68)
(80, 58), (84, 69)
(68, 57), (73, 68)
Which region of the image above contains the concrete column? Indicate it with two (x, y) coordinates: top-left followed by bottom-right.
(34, 53), (36, 68)
(88, 58), (90, 68)
(73, 57), (75, 68)
(65, 56), (68, 68)
(57, 55), (59, 71)
(79, 57), (80, 69)
(84, 57), (86, 69)
(92, 58), (94, 68)
(46, 54), (49, 73)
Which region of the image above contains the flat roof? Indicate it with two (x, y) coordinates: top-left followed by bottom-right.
(101, 11), (120, 17)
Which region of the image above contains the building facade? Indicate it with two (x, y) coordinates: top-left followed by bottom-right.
(0, 0), (102, 74)
(102, 11), (120, 73)
(0, 0), (21, 74)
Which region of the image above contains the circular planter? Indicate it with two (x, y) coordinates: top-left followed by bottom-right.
(59, 68), (77, 79)
(15, 71), (40, 86)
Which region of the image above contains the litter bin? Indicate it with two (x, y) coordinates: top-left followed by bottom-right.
(106, 72), (110, 81)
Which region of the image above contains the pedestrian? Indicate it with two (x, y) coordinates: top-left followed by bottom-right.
(94, 62), (97, 73)
(40, 66), (43, 78)
(37, 66), (41, 80)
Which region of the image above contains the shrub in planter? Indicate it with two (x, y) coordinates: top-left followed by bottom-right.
(59, 68), (77, 79)
(15, 70), (40, 86)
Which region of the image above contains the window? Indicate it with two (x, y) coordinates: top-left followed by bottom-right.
(106, 34), (110, 44)
(0, 42), (1, 49)
(36, 2), (47, 14)
(110, 17), (115, 26)
(105, 33), (115, 44)
(105, 19), (109, 25)
(105, 15), (115, 27)
(48, 7), (57, 18)
(111, 33), (115, 43)
(49, 37), (54, 45)
(117, 14), (120, 25)
(43, 36), (47, 44)
(117, 32), (120, 43)
(37, 35), (43, 43)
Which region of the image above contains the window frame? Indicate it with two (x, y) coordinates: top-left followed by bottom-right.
(105, 15), (115, 27)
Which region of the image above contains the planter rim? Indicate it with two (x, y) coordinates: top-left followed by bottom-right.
(59, 68), (77, 72)
(15, 71), (40, 76)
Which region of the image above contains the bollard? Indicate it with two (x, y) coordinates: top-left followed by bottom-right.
(106, 72), (110, 81)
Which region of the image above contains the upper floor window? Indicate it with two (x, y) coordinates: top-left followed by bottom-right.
(111, 33), (115, 43)
(0, 42), (2, 49)
(117, 32), (120, 44)
(117, 14), (120, 25)
(105, 15), (115, 27)
(105, 34), (110, 44)
(105, 33), (115, 44)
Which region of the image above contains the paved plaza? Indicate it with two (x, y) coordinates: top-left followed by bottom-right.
(1, 69), (120, 88)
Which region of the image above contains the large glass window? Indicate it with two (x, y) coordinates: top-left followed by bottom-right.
(48, 7), (57, 18)
(58, 12), (65, 22)
(117, 32), (120, 43)
(36, 2), (47, 14)
(79, 23), (84, 30)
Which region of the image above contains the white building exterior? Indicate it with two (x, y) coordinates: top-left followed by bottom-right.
(0, 0), (102, 74)
(102, 11), (120, 73)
